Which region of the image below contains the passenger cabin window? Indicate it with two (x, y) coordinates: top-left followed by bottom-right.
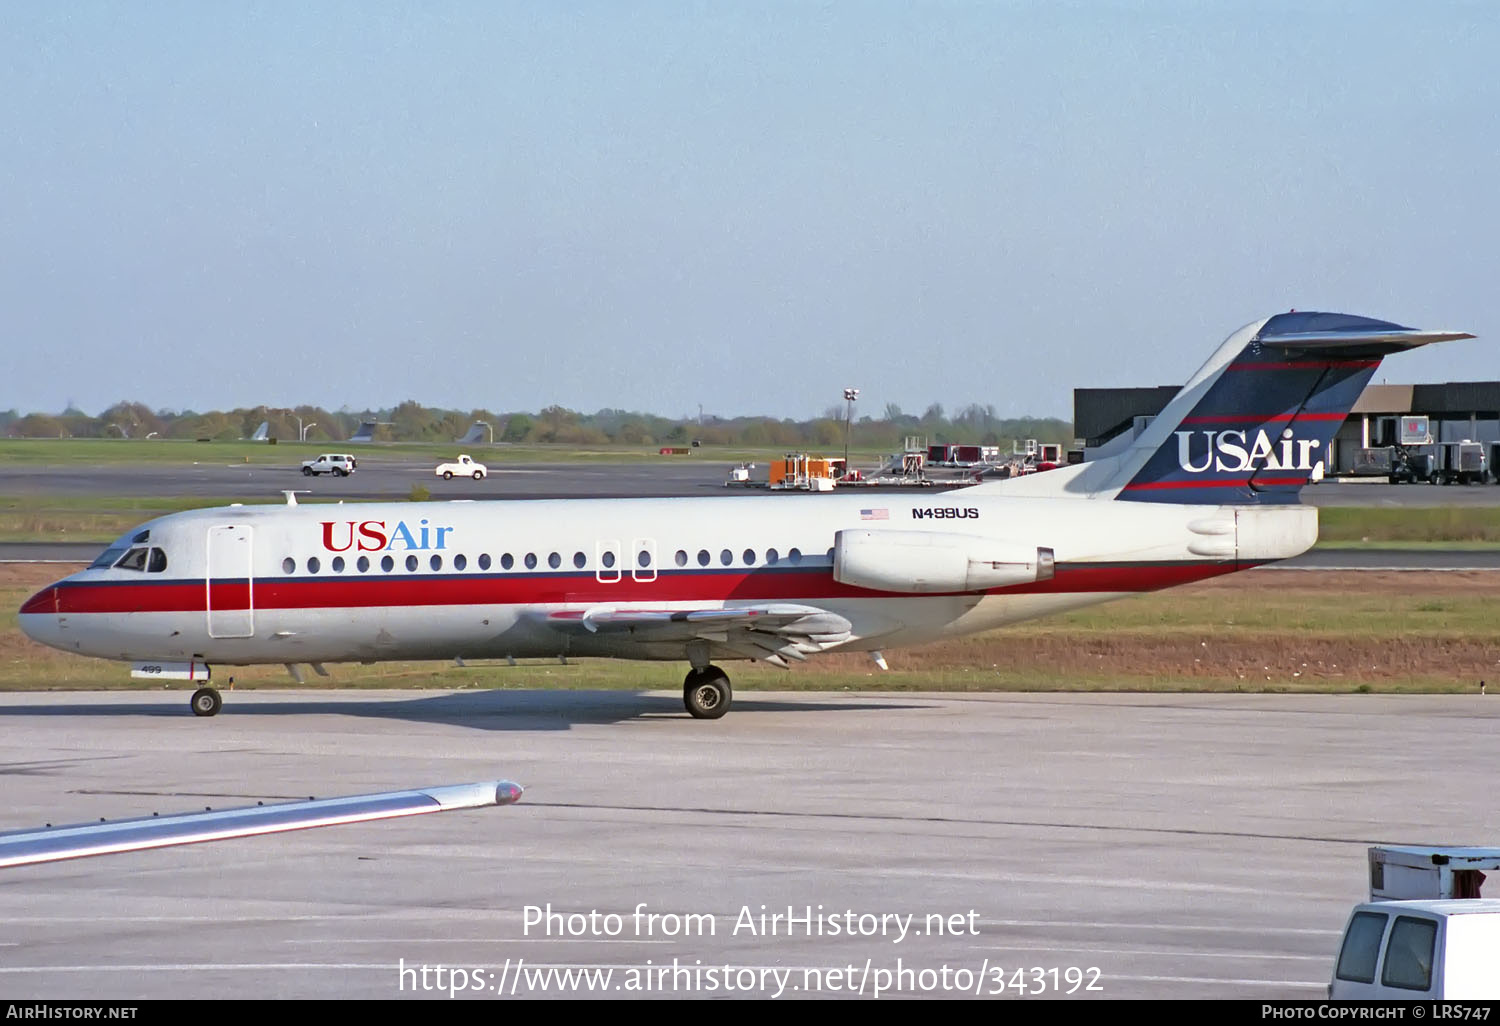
(525, 553), (538, 570)
(282, 557), (296, 575)
(1381, 916), (1437, 991)
(697, 550), (710, 567)
(381, 555), (395, 572)
(789, 548), (802, 564)
(499, 553), (512, 570)
(719, 549), (732, 566)
(480, 554), (493, 570)
(742, 548), (755, 565)
(766, 548), (779, 564)
(573, 552), (587, 569)
(430, 555), (443, 571)
(548, 552), (561, 570)
(358, 556), (370, 573)
(1335, 911), (1387, 984)
(332, 556), (345, 573)
(454, 554), (468, 571)
(595, 541), (622, 583)
(405, 555), (419, 572)
(675, 550), (688, 567)
(307, 556), (321, 574)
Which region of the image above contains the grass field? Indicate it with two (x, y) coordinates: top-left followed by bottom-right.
(1317, 506), (1500, 544)
(0, 496), (237, 543)
(0, 437), (803, 466)
(3, 565), (1493, 694)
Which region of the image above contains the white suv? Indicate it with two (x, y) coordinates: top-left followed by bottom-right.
(301, 453), (358, 477)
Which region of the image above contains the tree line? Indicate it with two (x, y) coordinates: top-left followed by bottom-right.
(0, 400), (1072, 451)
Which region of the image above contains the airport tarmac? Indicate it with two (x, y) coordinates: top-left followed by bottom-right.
(2, 689), (1496, 1000)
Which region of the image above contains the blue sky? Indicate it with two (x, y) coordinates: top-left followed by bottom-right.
(3, 1), (1496, 421)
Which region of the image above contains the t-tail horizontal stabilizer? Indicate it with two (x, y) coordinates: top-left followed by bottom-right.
(1116, 312), (1473, 504)
(0, 780), (523, 869)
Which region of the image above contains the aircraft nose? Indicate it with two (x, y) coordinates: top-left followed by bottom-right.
(20, 585), (58, 617)
(18, 585), (61, 647)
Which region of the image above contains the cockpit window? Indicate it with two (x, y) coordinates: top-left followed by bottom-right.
(148, 548), (168, 573)
(92, 527), (155, 570)
(113, 547), (149, 572)
(90, 546), (129, 569)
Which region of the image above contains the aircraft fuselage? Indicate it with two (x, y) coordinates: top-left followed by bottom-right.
(18, 491), (1314, 667)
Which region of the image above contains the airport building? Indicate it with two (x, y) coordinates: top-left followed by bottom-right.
(1075, 381), (1500, 475)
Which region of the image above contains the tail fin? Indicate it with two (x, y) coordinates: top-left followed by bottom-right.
(1111, 312), (1472, 504)
(456, 422), (487, 445)
(249, 421), (269, 442)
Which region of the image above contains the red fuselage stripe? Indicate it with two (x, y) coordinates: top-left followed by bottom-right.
(27, 562), (1250, 615)
(1226, 360), (1378, 370)
(1178, 413), (1346, 424)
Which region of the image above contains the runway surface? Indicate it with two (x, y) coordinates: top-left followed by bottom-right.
(6, 458), (1500, 504)
(2, 689), (1496, 1000)
(0, 458), (786, 501)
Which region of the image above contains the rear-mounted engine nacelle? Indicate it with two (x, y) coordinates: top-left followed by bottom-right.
(833, 529), (1054, 593)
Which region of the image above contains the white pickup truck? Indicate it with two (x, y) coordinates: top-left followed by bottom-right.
(435, 454), (487, 480)
(300, 453), (357, 477)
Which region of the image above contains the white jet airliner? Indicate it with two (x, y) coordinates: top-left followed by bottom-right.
(18, 312), (1474, 720)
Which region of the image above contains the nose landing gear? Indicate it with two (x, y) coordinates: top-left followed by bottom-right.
(190, 687), (222, 717)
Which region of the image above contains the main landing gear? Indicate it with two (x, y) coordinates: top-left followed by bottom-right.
(190, 687), (222, 717)
(683, 666), (732, 720)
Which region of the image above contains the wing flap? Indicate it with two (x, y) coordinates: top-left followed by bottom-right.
(542, 604), (854, 665)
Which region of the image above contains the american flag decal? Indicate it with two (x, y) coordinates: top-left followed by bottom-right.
(860, 508), (889, 520)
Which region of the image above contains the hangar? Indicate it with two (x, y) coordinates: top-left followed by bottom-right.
(1074, 381), (1500, 475)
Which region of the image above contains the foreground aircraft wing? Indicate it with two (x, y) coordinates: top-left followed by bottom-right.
(543, 604), (853, 668)
(0, 780), (523, 869)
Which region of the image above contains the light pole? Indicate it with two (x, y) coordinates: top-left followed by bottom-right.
(300, 421), (317, 442)
(476, 420), (493, 444)
(842, 387), (859, 476)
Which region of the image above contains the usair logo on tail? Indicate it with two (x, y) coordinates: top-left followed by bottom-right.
(1174, 429), (1321, 474)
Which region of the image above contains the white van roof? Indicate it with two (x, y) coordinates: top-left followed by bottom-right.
(1357, 898), (1500, 917)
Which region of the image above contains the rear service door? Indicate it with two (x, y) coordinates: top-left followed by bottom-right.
(206, 525), (255, 638)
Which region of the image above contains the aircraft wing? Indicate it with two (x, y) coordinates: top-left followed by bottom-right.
(0, 780), (523, 869)
(543, 604), (853, 668)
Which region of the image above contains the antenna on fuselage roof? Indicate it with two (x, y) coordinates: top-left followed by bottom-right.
(281, 490), (311, 506)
